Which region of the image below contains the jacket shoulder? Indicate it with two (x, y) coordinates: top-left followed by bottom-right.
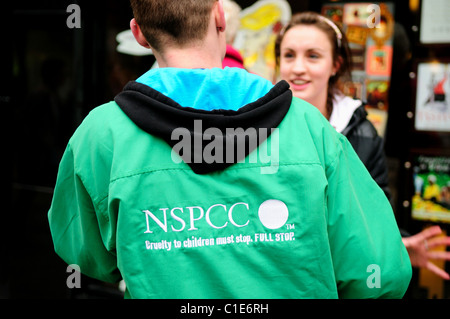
(353, 117), (379, 138)
(69, 101), (134, 150)
(286, 97), (351, 169)
(343, 105), (379, 138)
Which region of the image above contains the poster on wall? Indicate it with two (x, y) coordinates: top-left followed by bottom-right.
(366, 45), (393, 77)
(420, 0), (450, 44)
(414, 62), (450, 132)
(322, 2), (395, 137)
(412, 155), (450, 224)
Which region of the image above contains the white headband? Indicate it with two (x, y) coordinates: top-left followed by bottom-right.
(317, 16), (342, 48)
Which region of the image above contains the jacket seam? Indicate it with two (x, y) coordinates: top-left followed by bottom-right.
(110, 161), (322, 183)
(69, 142), (111, 221)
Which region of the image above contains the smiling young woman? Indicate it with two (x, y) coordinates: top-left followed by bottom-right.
(278, 24), (338, 118)
(275, 12), (352, 120)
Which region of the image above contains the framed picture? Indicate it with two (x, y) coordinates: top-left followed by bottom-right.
(343, 3), (373, 27)
(419, 0), (450, 44)
(366, 79), (389, 110)
(411, 154), (450, 224)
(346, 26), (369, 46)
(366, 45), (393, 77)
(349, 47), (366, 71)
(414, 61), (450, 132)
(321, 5), (343, 24)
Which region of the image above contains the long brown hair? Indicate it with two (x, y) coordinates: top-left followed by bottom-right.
(274, 12), (352, 117)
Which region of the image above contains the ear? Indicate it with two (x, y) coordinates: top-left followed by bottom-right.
(332, 56), (343, 76)
(214, 0), (227, 33)
(130, 18), (151, 48)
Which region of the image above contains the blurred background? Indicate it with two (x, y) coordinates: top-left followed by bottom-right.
(1, 0), (449, 299)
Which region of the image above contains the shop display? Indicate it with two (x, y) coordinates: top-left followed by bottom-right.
(322, 2), (395, 137)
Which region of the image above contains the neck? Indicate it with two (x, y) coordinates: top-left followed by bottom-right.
(154, 13), (226, 69)
(308, 91), (330, 120)
(154, 44), (224, 69)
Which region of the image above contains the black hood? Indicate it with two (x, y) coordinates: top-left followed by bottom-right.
(114, 80), (292, 174)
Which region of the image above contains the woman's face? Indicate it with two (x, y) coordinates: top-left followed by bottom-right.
(279, 25), (338, 113)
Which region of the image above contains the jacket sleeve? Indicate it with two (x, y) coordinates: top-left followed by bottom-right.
(325, 134), (411, 298)
(48, 144), (121, 283)
(346, 120), (391, 200)
(364, 135), (391, 199)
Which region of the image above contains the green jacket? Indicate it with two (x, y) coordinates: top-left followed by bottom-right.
(48, 68), (411, 298)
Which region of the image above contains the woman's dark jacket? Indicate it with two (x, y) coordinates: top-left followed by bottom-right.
(341, 104), (391, 199)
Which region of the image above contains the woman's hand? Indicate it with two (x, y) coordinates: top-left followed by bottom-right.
(403, 226), (450, 280)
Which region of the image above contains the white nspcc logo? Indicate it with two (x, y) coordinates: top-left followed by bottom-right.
(144, 199), (289, 234)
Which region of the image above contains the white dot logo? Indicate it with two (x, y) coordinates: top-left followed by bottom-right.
(258, 199), (289, 229)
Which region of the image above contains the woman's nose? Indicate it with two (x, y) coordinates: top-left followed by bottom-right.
(292, 57), (306, 74)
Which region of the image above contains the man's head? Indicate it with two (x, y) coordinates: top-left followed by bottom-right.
(130, 0), (222, 53)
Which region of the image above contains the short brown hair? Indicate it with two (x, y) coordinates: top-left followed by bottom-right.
(130, 0), (217, 52)
(275, 12), (352, 116)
